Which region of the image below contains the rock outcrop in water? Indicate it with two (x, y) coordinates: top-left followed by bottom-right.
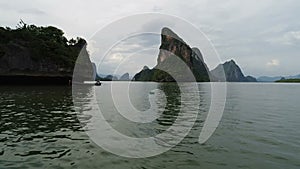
(133, 27), (210, 82)
(0, 22), (94, 85)
(211, 60), (257, 82)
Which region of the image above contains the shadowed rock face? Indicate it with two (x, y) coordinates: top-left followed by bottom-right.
(0, 42), (71, 76)
(0, 76), (71, 85)
(192, 47), (204, 62)
(104, 75), (118, 81)
(133, 27), (210, 82)
(211, 60), (257, 82)
(0, 43), (93, 85)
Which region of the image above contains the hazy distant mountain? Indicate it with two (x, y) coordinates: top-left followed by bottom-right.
(211, 60), (257, 82)
(258, 74), (300, 82)
(133, 27), (210, 82)
(119, 73), (130, 81)
(104, 75), (118, 81)
(95, 72), (132, 81)
(257, 76), (283, 82)
(287, 74), (300, 79)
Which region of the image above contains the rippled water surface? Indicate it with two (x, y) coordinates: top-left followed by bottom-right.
(0, 83), (300, 168)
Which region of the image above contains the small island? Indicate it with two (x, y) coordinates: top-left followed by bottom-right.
(0, 21), (94, 85)
(276, 78), (300, 83)
(132, 27), (257, 82)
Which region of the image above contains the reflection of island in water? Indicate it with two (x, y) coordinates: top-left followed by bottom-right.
(92, 82), (206, 140)
(1, 83), (300, 169)
(156, 83), (181, 126)
(0, 86), (96, 168)
(0, 86), (79, 133)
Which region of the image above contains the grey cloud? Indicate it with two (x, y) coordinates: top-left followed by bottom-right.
(266, 31), (300, 46)
(18, 8), (46, 15)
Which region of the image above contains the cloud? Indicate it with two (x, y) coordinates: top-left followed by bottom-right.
(87, 40), (99, 56)
(106, 53), (124, 63)
(266, 59), (280, 67)
(113, 35), (159, 53)
(111, 43), (143, 53)
(267, 31), (300, 45)
(18, 8), (46, 15)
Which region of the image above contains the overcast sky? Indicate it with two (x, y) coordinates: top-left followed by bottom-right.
(1, 0), (299, 77)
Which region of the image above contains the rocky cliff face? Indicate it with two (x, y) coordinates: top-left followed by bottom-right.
(0, 41), (71, 76)
(211, 60), (257, 82)
(0, 25), (94, 84)
(133, 27), (210, 82)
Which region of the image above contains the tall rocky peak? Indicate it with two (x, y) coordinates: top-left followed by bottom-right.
(158, 27), (189, 65)
(224, 60), (238, 68)
(161, 27), (184, 42)
(133, 27), (210, 82)
(211, 59), (257, 82)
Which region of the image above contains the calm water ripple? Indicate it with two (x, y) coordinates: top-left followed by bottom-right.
(0, 83), (299, 168)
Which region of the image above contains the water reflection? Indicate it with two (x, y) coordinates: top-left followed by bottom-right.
(0, 86), (80, 135)
(1, 83), (298, 168)
(0, 86), (94, 168)
(156, 83), (181, 126)
(93, 82), (184, 138)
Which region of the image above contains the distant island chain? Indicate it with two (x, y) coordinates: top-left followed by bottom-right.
(0, 22), (298, 84)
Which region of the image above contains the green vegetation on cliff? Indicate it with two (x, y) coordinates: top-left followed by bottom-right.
(0, 21), (94, 84)
(0, 21), (86, 68)
(133, 66), (175, 82)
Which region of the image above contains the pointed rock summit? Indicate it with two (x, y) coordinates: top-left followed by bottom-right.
(143, 66), (149, 70)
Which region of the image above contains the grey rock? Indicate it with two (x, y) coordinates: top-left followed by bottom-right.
(119, 73), (130, 81)
(133, 27), (210, 82)
(211, 60), (257, 82)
